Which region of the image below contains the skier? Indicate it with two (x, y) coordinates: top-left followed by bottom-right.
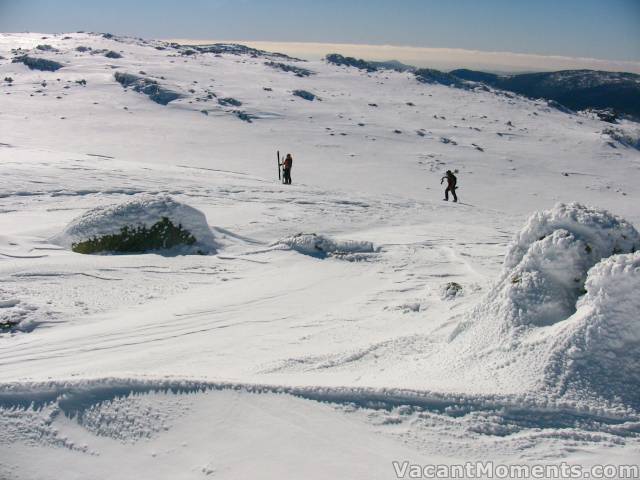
(441, 170), (458, 202)
(282, 153), (293, 185)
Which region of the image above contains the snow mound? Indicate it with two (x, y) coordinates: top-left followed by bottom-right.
(441, 282), (463, 300)
(449, 203), (639, 405)
(490, 203), (639, 328)
(52, 195), (216, 254)
(504, 202), (638, 271)
(544, 252), (640, 404)
(0, 298), (41, 333)
(275, 233), (374, 259)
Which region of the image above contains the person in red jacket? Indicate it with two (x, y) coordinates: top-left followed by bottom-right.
(282, 153), (293, 185)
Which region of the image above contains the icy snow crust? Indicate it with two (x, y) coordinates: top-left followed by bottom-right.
(52, 195), (217, 254)
(2, 32), (640, 477)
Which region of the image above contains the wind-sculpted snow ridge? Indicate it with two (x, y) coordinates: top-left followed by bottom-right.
(451, 203), (639, 408)
(51, 194), (216, 254)
(0, 376), (637, 424)
(414, 68), (469, 88)
(274, 233), (375, 259)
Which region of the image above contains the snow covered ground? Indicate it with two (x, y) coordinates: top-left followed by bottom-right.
(0, 32), (639, 479)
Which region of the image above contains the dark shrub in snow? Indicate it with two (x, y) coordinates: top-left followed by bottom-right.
(292, 89), (316, 101)
(55, 195), (216, 255)
(184, 43), (301, 61)
(72, 217), (197, 254)
(234, 110), (254, 123)
(12, 55), (63, 71)
(326, 54), (377, 72)
(414, 68), (466, 87)
(36, 44), (57, 52)
(218, 97), (242, 107)
(265, 61), (314, 77)
(104, 50), (122, 59)
(114, 72), (181, 105)
(76, 46), (91, 52)
(603, 127), (640, 150)
(582, 108), (619, 123)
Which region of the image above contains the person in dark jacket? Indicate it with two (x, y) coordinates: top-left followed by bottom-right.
(441, 170), (458, 202)
(282, 153), (293, 185)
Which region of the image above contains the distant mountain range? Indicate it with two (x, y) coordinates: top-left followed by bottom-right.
(450, 69), (640, 120)
(326, 54), (640, 121)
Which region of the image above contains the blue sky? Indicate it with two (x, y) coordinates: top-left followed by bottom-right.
(1, 0), (639, 61)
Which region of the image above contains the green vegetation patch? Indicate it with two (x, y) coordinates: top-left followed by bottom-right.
(72, 217), (196, 254)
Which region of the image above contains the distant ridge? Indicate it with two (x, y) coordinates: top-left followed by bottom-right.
(451, 69), (640, 120)
(327, 51), (640, 120)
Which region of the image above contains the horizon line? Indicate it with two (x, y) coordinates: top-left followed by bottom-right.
(166, 38), (640, 74)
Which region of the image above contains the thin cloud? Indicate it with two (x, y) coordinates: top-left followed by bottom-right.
(169, 39), (640, 74)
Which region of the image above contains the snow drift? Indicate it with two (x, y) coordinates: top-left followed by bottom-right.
(52, 195), (216, 254)
(274, 233), (374, 259)
(487, 202), (639, 328)
(544, 251), (640, 404)
(449, 203), (639, 405)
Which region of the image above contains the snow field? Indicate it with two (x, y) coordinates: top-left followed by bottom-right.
(1, 31), (639, 478)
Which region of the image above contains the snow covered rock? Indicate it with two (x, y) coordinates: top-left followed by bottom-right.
(274, 233), (374, 259)
(445, 203), (639, 405)
(544, 252), (640, 404)
(0, 298), (41, 333)
(484, 203), (639, 328)
(441, 282), (463, 300)
(52, 195), (216, 254)
(504, 202), (639, 271)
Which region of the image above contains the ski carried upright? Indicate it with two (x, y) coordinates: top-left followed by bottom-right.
(277, 150), (281, 182)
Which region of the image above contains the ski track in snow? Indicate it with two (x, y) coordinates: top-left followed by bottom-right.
(1, 32), (640, 477)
